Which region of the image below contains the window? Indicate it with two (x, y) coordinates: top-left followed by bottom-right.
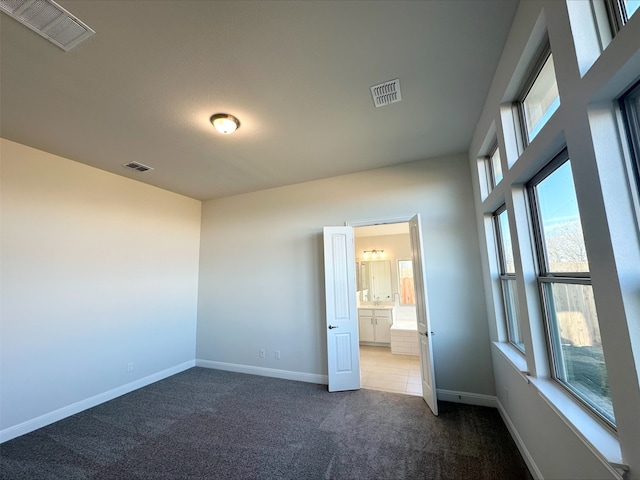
(482, 143), (503, 196)
(620, 79), (640, 192)
(628, 0), (640, 17)
(517, 43), (560, 145)
(489, 143), (503, 188)
(528, 150), (615, 426)
(397, 260), (415, 305)
(494, 205), (524, 351)
(607, 0), (640, 32)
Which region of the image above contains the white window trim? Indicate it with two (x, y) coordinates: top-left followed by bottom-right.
(515, 40), (558, 149)
(528, 377), (627, 478)
(493, 341), (628, 479)
(494, 207), (525, 352)
(493, 341), (528, 378)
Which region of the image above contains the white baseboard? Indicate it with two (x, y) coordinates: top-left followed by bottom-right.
(195, 359), (328, 385)
(436, 388), (497, 408)
(0, 360), (195, 444)
(194, 364), (498, 405)
(496, 398), (543, 480)
(436, 390), (541, 479)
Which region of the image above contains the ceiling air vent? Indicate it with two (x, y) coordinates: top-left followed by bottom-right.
(123, 162), (154, 173)
(370, 78), (402, 108)
(0, 0), (95, 51)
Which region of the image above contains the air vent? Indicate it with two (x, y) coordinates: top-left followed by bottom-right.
(0, 0), (95, 51)
(370, 78), (402, 108)
(123, 162), (154, 173)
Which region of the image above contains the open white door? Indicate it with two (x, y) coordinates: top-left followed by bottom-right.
(409, 215), (438, 415)
(323, 226), (360, 392)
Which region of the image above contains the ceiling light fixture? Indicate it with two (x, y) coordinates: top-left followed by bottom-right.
(210, 113), (240, 134)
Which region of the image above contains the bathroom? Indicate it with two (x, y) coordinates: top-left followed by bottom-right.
(354, 223), (422, 396)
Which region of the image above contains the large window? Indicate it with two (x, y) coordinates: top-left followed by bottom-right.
(517, 43), (560, 145)
(494, 205), (524, 351)
(528, 150), (615, 426)
(620, 79), (640, 192)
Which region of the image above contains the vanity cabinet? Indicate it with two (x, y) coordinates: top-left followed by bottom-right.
(358, 308), (392, 345)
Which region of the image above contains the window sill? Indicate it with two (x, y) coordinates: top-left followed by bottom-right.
(492, 341), (628, 478)
(493, 341), (529, 382)
(528, 377), (628, 478)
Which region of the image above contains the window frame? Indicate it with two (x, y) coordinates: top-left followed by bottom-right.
(483, 142), (502, 194)
(527, 148), (616, 429)
(620, 79), (640, 193)
(514, 41), (559, 148)
(488, 142), (503, 189)
(493, 204), (524, 353)
(606, 0), (638, 33)
(528, 150), (591, 279)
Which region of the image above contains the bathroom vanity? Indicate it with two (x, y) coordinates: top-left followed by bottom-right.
(358, 307), (393, 345)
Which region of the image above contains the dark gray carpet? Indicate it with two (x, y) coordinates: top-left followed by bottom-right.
(0, 368), (531, 479)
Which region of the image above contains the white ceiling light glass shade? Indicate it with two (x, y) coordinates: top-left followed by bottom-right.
(210, 113), (240, 134)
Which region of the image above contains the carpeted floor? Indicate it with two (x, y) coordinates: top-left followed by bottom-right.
(0, 368), (532, 479)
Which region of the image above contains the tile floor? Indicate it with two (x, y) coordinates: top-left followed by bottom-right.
(359, 345), (422, 396)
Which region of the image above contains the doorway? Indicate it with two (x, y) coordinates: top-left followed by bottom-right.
(324, 216), (437, 414)
(354, 222), (422, 397)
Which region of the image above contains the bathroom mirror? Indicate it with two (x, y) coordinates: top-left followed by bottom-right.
(357, 260), (392, 303)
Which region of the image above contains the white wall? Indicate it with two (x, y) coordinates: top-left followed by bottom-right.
(0, 139), (202, 439)
(469, 1), (640, 478)
(492, 349), (615, 480)
(197, 154), (495, 396)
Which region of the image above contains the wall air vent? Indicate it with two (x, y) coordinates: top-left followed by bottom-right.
(123, 162), (154, 173)
(0, 0), (95, 51)
(370, 78), (402, 108)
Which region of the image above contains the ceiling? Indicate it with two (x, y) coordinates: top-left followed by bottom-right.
(354, 223), (409, 238)
(0, 0), (518, 201)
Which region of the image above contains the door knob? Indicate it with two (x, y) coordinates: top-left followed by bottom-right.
(328, 325), (338, 329)
(421, 331), (435, 336)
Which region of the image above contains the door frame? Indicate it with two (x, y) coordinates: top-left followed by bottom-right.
(346, 215), (437, 413)
(345, 215), (417, 229)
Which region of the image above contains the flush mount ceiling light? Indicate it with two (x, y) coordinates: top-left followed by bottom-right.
(210, 113), (240, 134)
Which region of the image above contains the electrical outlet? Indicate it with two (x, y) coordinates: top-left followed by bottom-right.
(275, 350), (280, 360)
(127, 362), (134, 372)
(259, 349), (265, 359)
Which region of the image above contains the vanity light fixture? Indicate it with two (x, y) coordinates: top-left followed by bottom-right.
(363, 249), (384, 258)
(210, 113), (240, 134)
